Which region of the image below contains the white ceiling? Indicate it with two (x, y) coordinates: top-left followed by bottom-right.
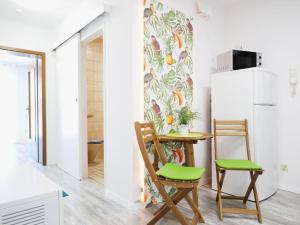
(0, 0), (84, 29)
(0, 0), (238, 30)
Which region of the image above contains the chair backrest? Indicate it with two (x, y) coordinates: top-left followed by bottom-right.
(134, 121), (167, 182)
(213, 119), (251, 161)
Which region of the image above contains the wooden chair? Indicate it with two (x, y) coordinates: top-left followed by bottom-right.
(135, 121), (206, 225)
(213, 119), (263, 223)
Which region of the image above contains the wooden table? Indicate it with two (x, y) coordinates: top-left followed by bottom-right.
(158, 132), (213, 223)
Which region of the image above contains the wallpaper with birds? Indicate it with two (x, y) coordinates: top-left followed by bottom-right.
(143, 0), (194, 207)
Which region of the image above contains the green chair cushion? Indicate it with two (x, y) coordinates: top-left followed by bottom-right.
(156, 163), (205, 181)
(215, 159), (262, 171)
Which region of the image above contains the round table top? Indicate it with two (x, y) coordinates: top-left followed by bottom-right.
(158, 132), (213, 142)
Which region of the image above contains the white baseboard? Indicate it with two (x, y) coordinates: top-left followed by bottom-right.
(104, 189), (141, 210)
(278, 184), (300, 195)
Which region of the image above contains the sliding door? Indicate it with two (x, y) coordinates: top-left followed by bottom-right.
(56, 34), (82, 179)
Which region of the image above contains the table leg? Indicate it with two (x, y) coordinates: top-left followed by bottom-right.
(184, 143), (191, 166)
(184, 143), (200, 224)
(184, 143), (198, 206)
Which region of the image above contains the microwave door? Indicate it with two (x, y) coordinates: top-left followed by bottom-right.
(233, 50), (257, 70)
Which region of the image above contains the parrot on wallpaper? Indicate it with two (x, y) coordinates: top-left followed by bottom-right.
(179, 48), (188, 62)
(173, 148), (184, 163)
(186, 74), (193, 88)
(172, 31), (183, 49)
(144, 3), (155, 21)
(173, 88), (184, 106)
(144, 68), (155, 85)
(186, 18), (193, 34)
(151, 35), (161, 55)
(151, 99), (161, 117)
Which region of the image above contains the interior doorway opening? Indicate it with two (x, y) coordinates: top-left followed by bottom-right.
(0, 47), (46, 166)
(84, 36), (104, 185)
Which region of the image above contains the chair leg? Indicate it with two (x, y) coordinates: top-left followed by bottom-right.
(153, 191), (183, 216)
(243, 171), (259, 203)
(155, 184), (189, 225)
(148, 189), (190, 225)
(250, 172), (263, 224)
(216, 167), (223, 220)
(185, 195), (205, 224)
(216, 170), (225, 201)
(215, 169), (263, 223)
(242, 171), (262, 223)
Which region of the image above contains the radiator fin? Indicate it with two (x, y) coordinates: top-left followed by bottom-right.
(1, 205), (45, 225)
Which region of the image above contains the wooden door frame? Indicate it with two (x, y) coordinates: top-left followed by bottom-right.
(0, 45), (47, 165)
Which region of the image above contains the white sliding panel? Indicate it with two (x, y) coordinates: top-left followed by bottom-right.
(56, 34), (82, 180)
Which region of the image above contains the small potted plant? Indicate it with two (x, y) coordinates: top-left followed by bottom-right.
(178, 107), (200, 135)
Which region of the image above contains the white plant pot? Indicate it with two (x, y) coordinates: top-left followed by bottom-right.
(179, 125), (189, 135)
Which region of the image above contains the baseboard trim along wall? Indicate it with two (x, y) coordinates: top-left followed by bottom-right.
(278, 185), (300, 195)
(104, 189), (141, 211)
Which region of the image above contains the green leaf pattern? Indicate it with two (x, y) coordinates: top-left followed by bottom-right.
(144, 0), (194, 207)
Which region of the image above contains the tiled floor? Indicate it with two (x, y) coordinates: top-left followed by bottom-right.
(88, 145), (104, 185)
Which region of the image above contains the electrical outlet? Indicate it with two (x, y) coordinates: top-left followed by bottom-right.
(280, 164), (288, 172)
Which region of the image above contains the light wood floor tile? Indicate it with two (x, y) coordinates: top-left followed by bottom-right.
(6, 140), (300, 224)
(32, 164), (300, 225)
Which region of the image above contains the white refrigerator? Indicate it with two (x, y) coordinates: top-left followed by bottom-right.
(211, 68), (278, 201)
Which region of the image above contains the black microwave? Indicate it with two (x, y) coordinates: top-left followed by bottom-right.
(217, 50), (262, 72)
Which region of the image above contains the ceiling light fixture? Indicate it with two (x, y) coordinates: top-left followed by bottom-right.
(12, 0), (60, 12)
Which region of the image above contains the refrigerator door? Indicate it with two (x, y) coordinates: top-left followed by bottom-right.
(211, 70), (255, 195)
(253, 105), (278, 200)
(211, 69), (278, 201)
(253, 69), (277, 106)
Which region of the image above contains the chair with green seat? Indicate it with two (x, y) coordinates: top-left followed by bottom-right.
(213, 119), (264, 223)
(135, 121), (206, 225)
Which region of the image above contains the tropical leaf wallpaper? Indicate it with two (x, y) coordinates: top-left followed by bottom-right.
(143, 0), (194, 207)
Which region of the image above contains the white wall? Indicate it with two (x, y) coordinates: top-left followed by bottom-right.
(0, 18), (53, 51)
(221, 0), (300, 193)
(0, 18), (57, 165)
(102, 0), (143, 207)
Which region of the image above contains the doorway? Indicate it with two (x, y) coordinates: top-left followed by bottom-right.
(85, 37), (104, 185)
(0, 46), (46, 165)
